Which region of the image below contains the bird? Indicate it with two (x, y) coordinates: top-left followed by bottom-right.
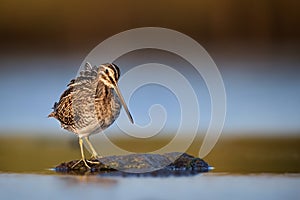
(48, 62), (134, 169)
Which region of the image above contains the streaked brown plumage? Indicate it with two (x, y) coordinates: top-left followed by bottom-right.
(48, 62), (134, 168)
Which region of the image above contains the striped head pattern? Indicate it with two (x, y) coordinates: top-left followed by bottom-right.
(98, 63), (120, 88)
(97, 63), (134, 124)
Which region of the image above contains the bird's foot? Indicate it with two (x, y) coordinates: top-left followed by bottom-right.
(71, 159), (91, 169)
(86, 159), (100, 165)
(86, 155), (102, 165)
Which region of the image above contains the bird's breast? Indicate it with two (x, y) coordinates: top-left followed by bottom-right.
(93, 85), (122, 131)
(52, 80), (122, 136)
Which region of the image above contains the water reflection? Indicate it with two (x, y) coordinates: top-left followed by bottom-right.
(58, 175), (118, 186)
(1, 173), (299, 200)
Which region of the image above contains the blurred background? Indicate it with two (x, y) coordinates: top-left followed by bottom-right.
(0, 0), (299, 173)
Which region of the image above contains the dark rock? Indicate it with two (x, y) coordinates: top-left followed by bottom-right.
(55, 152), (212, 176)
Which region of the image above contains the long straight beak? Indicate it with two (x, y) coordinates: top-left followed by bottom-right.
(114, 84), (134, 124)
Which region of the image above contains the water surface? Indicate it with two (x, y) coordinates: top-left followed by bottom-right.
(1, 173), (299, 200)
(1, 135), (299, 199)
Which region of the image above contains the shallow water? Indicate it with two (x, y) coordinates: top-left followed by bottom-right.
(1, 173), (300, 200)
(1, 135), (300, 173)
(1, 135), (300, 199)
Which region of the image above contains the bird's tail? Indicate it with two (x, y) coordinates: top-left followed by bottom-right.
(48, 102), (58, 118)
(48, 112), (56, 118)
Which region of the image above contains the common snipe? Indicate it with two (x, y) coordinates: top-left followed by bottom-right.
(48, 62), (134, 168)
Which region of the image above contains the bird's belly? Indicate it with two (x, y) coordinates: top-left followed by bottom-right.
(75, 99), (121, 137)
(57, 86), (122, 137)
(76, 121), (102, 137)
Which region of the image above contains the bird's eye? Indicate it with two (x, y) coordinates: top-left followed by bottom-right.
(105, 69), (109, 74)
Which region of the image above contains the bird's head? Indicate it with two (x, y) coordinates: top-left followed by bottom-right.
(98, 63), (134, 124)
(98, 63), (120, 88)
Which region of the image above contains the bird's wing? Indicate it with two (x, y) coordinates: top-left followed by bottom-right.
(55, 85), (75, 126)
(50, 62), (100, 126)
(77, 62), (99, 81)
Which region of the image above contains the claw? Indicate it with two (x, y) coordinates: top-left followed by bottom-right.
(86, 159), (100, 165)
(71, 159), (91, 169)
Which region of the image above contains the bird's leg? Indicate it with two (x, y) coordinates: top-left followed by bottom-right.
(71, 137), (91, 169)
(84, 137), (101, 164)
(85, 137), (101, 158)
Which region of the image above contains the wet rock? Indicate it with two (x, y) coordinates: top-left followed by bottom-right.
(55, 152), (212, 176)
